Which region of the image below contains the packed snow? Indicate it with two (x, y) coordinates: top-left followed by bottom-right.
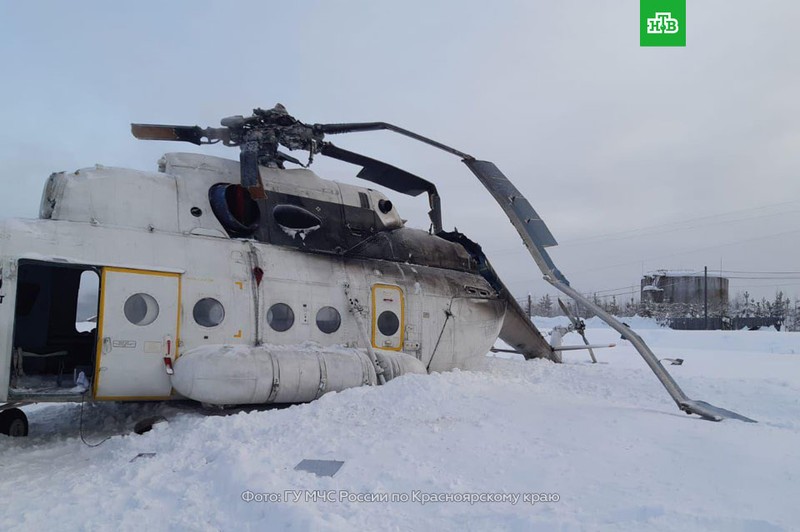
(1, 318), (798, 531)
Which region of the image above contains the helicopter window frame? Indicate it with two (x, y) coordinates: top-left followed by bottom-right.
(123, 293), (160, 327)
(315, 306), (341, 334)
(75, 270), (99, 333)
(192, 297), (226, 328)
(376, 310), (400, 337)
(267, 303), (295, 332)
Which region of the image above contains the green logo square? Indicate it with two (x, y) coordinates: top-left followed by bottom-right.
(641, 0), (686, 47)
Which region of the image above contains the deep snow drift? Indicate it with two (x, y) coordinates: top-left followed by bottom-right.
(1, 319), (797, 531)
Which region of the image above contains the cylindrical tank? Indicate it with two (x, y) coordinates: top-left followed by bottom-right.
(640, 271), (729, 306)
(171, 343), (426, 405)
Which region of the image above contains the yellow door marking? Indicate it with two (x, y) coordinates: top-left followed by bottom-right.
(235, 281), (244, 290)
(91, 268), (109, 399)
(234, 329), (243, 338)
(93, 266), (182, 400)
(371, 283), (404, 351)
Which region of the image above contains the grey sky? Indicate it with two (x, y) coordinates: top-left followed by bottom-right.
(1, 1), (798, 303)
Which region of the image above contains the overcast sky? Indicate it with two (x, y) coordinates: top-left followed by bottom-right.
(1, 1), (798, 304)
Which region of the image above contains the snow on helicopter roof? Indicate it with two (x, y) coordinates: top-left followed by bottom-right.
(644, 269), (726, 279)
(36, 152), (402, 235)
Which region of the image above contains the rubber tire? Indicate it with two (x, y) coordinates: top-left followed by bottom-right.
(0, 408), (29, 437)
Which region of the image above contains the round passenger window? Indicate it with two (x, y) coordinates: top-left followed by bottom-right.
(124, 293), (159, 326)
(267, 303), (294, 332)
(377, 311), (400, 336)
(316, 306), (341, 334)
(193, 298), (225, 327)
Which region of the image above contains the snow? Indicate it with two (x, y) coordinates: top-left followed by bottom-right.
(76, 321), (96, 333)
(1, 321), (798, 531)
(532, 314), (667, 331)
(646, 269), (726, 279)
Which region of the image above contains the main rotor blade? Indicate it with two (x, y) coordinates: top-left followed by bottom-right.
(316, 122), (472, 159)
(320, 142), (436, 197)
(465, 160), (559, 246)
(131, 124), (230, 145)
(131, 124), (206, 145)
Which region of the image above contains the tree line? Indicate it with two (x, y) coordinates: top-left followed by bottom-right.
(519, 291), (800, 331)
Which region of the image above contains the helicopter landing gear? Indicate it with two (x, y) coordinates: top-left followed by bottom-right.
(0, 408), (29, 437)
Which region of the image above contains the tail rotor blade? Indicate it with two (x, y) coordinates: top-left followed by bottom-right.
(578, 329), (598, 363)
(558, 298), (597, 363)
(558, 298), (580, 329)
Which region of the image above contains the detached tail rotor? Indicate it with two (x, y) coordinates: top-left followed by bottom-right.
(547, 300), (615, 360)
(558, 299), (598, 363)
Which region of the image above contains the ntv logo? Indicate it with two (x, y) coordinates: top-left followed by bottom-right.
(647, 12), (679, 34)
(640, 0), (685, 46)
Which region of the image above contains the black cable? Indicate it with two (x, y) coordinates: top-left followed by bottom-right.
(427, 304), (454, 372)
(79, 392), (109, 448)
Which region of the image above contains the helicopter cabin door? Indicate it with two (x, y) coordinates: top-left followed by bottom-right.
(371, 284), (404, 351)
(94, 267), (180, 400)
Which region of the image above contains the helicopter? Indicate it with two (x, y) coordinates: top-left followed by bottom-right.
(0, 105), (753, 437)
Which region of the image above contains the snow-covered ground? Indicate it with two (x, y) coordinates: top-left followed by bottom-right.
(1, 319), (798, 531)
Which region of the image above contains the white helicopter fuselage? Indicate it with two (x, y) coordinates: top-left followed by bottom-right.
(0, 153), (506, 405)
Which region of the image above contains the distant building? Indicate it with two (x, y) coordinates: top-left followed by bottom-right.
(640, 270), (729, 307)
